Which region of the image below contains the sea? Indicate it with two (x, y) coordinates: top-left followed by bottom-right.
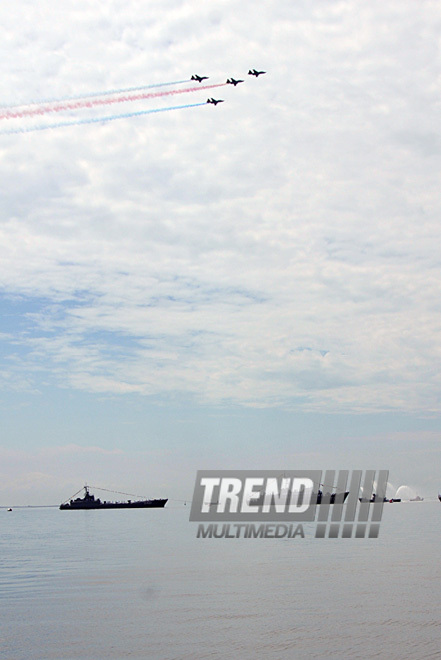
(1, 501), (440, 660)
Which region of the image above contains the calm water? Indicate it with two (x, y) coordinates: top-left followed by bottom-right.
(0, 502), (440, 659)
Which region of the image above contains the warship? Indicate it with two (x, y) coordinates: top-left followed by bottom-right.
(60, 485), (167, 510)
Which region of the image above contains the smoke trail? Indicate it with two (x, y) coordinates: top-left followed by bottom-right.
(0, 84), (225, 121)
(0, 102), (208, 135)
(0, 80), (191, 111)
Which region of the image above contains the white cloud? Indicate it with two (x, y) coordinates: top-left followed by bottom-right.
(1, 0), (441, 413)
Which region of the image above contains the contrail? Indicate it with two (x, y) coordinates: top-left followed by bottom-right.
(0, 101), (208, 135)
(0, 84), (226, 121)
(0, 79), (191, 111)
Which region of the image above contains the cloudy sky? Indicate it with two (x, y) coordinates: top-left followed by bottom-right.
(1, 1), (440, 504)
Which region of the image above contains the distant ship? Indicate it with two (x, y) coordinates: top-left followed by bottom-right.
(316, 490), (349, 504)
(248, 489), (349, 506)
(360, 494), (385, 503)
(60, 485), (167, 510)
(359, 494), (401, 503)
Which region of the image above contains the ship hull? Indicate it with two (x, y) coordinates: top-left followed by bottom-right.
(60, 499), (167, 510)
(249, 491), (349, 507)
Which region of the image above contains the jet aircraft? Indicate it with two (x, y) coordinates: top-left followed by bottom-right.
(191, 74), (209, 82)
(226, 78), (244, 86)
(248, 69), (266, 77)
(207, 98), (224, 105)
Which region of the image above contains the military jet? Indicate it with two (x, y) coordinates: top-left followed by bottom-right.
(226, 78), (244, 86)
(191, 74), (209, 82)
(207, 98), (224, 105)
(248, 69), (266, 77)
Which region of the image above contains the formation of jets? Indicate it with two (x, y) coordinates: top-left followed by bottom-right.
(191, 69), (265, 107)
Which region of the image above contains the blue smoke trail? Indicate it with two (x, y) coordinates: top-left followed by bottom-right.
(0, 102), (208, 135)
(0, 80), (191, 111)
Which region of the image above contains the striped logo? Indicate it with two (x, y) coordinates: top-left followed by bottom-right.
(314, 470), (389, 539)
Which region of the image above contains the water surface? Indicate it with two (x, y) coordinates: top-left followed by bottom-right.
(1, 502), (439, 659)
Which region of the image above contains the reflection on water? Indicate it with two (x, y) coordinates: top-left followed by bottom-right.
(0, 503), (439, 659)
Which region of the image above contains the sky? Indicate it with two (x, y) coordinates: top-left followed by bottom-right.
(1, 0), (440, 505)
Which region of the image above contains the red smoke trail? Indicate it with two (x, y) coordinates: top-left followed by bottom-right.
(0, 102), (208, 135)
(0, 84), (226, 121)
(0, 79), (191, 111)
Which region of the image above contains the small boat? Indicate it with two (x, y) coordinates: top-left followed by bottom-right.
(438, 493), (441, 502)
(60, 485), (167, 510)
(7, 508), (12, 512)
